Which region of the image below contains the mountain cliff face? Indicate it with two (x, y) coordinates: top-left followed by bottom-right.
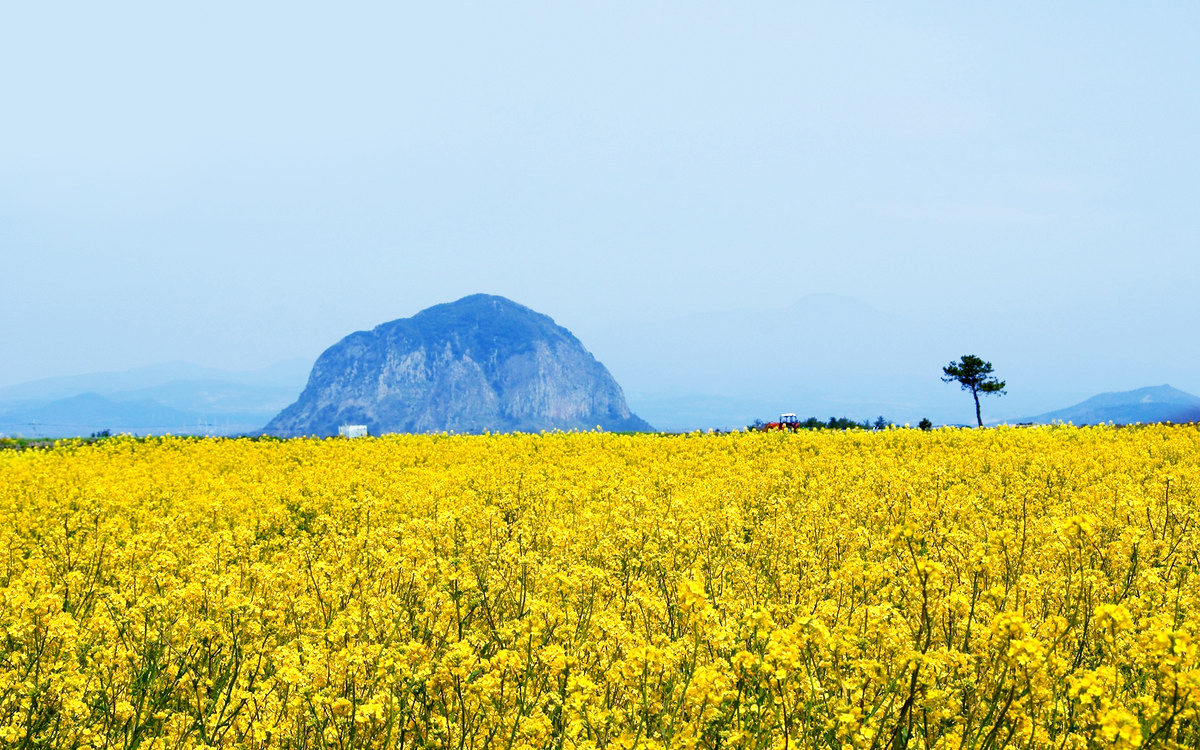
(263, 295), (652, 436)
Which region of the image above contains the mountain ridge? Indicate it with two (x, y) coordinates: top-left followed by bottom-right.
(0, 362), (311, 437)
(1011, 384), (1200, 426)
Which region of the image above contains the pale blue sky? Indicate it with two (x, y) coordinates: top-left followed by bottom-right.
(3, 3), (1198, 411)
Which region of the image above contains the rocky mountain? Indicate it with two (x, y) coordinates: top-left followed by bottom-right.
(263, 295), (652, 436)
(1015, 385), (1200, 426)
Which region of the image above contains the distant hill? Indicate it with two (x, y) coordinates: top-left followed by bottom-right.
(0, 360), (309, 402)
(0, 361), (310, 437)
(263, 295), (652, 436)
(1015, 385), (1200, 426)
(0, 393), (200, 436)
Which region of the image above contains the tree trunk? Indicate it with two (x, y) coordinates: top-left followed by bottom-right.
(973, 390), (982, 427)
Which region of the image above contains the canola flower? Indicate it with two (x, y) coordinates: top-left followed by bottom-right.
(1, 426), (1199, 749)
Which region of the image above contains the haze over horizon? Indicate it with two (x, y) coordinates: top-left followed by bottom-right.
(3, 3), (1197, 421)
(2, 290), (1196, 434)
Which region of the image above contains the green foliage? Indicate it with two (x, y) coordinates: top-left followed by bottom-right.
(824, 416), (866, 430)
(919, 417), (933, 431)
(942, 354), (1006, 427)
(0, 437), (55, 451)
(748, 415), (886, 431)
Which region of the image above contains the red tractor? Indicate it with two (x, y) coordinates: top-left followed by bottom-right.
(762, 413), (800, 431)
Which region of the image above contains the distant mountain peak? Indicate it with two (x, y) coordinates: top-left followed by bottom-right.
(1018, 384), (1200, 425)
(1130, 384), (1192, 402)
(264, 295), (652, 436)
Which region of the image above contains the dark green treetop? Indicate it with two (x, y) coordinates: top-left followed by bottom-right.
(942, 355), (1006, 427)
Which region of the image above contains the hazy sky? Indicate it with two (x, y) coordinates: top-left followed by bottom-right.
(3, 2), (1198, 394)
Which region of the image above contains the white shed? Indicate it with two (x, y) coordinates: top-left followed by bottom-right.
(338, 424), (368, 438)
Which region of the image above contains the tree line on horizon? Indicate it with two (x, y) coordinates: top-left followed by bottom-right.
(750, 354), (1006, 431)
(747, 415), (897, 432)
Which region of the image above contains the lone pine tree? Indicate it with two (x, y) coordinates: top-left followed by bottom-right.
(942, 355), (1006, 427)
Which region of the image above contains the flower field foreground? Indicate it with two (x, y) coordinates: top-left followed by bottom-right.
(2, 427), (1200, 749)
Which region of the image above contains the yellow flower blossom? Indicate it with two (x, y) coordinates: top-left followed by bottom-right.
(0, 427), (1198, 747)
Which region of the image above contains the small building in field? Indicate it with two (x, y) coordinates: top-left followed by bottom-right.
(338, 424), (368, 439)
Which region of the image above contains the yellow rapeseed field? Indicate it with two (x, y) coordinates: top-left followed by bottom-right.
(2, 426), (1199, 749)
